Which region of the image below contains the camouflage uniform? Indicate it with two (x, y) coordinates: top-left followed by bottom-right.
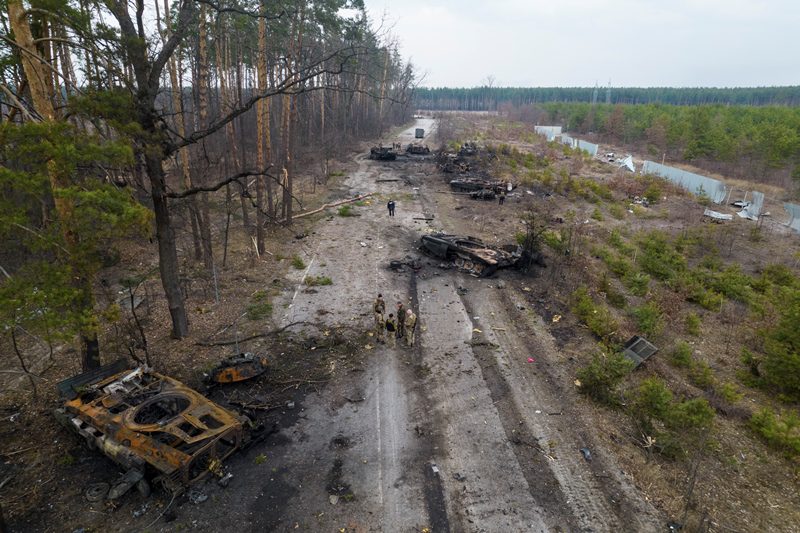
(385, 314), (397, 348)
(373, 296), (386, 342)
(404, 309), (417, 347)
(396, 302), (406, 339)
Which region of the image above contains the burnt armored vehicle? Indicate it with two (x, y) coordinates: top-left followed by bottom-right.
(368, 146), (397, 161)
(420, 233), (521, 277)
(406, 143), (430, 155)
(55, 362), (246, 499)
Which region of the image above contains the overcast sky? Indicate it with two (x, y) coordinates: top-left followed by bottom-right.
(362, 0), (799, 88)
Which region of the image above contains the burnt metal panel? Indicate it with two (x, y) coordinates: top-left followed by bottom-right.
(622, 335), (658, 368)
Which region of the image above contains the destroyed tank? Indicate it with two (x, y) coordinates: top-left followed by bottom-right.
(368, 146), (397, 161)
(420, 233), (521, 277)
(54, 361), (246, 498)
(406, 143), (430, 155)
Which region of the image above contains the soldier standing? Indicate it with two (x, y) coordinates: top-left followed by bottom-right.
(404, 308), (417, 347)
(387, 199), (396, 217)
(373, 294), (386, 342)
(385, 313), (397, 347)
(396, 301), (406, 340)
(498, 189), (506, 205)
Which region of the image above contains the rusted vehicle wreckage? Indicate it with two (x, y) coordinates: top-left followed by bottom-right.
(368, 146), (397, 161)
(206, 352), (269, 384)
(406, 143), (430, 155)
(421, 233), (521, 277)
(55, 361), (246, 499)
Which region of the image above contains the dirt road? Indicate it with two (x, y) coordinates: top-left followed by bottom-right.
(151, 118), (663, 532)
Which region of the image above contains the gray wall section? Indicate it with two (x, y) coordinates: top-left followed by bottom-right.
(534, 126), (561, 141)
(577, 139), (599, 157)
(738, 191), (764, 220)
(560, 134), (576, 148)
(784, 202), (800, 232)
(641, 161), (728, 204)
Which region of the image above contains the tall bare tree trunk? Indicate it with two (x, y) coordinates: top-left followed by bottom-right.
(255, 7), (268, 252)
(378, 46), (389, 133)
(196, 4), (214, 272)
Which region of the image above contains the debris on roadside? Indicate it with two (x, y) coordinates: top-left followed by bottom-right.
(55, 361), (247, 502)
(206, 352), (269, 384)
(187, 489), (208, 504)
(368, 146), (397, 161)
(420, 233), (521, 277)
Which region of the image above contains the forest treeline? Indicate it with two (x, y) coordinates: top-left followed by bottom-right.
(0, 0), (415, 374)
(415, 86), (800, 109)
(528, 102), (800, 185)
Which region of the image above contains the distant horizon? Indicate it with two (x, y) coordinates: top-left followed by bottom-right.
(416, 85), (800, 90)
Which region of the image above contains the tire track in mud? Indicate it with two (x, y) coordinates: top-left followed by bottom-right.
(460, 279), (660, 532)
(408, 269), (451, 532)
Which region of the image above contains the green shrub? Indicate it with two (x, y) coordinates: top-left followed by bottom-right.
(670, 341), (694, 368)
(608, 230), (635, 256)
(571, 286), (619, 340)
(542, 230), (568, 254)
(291, 255), (306, 270)
(749, 408), (800, 457)
(600, 274), (626, 308)
(631, 378), (673, 434)
(667, 397), (715, 433)
(591, 207), (604, 221)
(684, 312), (701, 335)
(576, 352), (635, 405)
(631, 302), (662, 336)
(759, 288), (800, 400)
(638, 231), (686, 282)
(759, 264), (797, 289)
(623, 271), (650, 296)
(643, 183), (662, 204)
(689, 360), (714, 389)
(608, 203), (625, 220)
(684, 279), (724, 311)
(716, 382), (743, 404)
(246, 290), (273, 320)
(337, 205), (355, 217)
(305, 275), (333, 286)
(709, 265), (754, 304)
(629, 378), (715, 459)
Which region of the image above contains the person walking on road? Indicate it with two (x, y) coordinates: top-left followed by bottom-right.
(385, 313), (397, 347)
(396, 301), (406, 340)
(404, 308), (417, 347)
(387, 199), (396, 217)
(373, 294), (386, 343)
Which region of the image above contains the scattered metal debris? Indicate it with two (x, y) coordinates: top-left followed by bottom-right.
(217, 472), (233, 488)
(703, 208), (733, 222)
(55, 362), (246, 500)
(187, 488), (208, 504)
(206, 352), (269, 384)
(420, 233), (521, 277)
(621, 335), (658, 368)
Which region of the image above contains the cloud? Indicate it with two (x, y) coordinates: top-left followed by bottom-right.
(364, 0), (800, 87)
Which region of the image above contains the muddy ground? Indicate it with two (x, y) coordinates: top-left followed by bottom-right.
(2, 115), (799, 532)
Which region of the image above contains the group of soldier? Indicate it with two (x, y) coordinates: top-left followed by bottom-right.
(372, 294), (417, 348)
